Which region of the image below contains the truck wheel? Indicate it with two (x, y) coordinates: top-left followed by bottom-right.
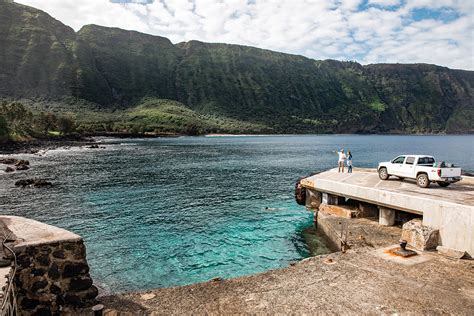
(378, 167), (389, 180)
(437, 182), (450, 187)
(416, 173), (430, 188)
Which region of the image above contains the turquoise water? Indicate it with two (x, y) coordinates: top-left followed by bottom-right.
(0, 135), (473, 293)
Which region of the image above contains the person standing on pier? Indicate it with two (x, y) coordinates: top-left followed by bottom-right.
(347, 150), (353, 173)
(335, 149), (346, 173)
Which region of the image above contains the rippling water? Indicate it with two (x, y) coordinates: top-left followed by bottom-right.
(0, 135), (473, 293)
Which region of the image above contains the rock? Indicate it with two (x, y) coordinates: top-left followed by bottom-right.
(63, 262), (89, 278)
(436, 245), (467, 259)
(17, 254), (32, 268)
(87, 144), (99, 149)
(15, 164), (30, 171)
(15, 179), (52, 188)
(31, 280), (49, 292)
(50, 284), (62, 295)
(48, 263), (60, 280)
(5, 166), (14, 173)
(34, 307), (52, 316)
(31, 268), (46, 277)
(210, 277), (223, 282)
(37, 255), (50, 266)
(64, 294), (83, 306)
(15, 179), (35, 187)
(69, 277), (93, 292)
(34, 179), (53, 187)
(0, 158), (17, 165)
(401, 219), (439, 251)
(141, 293), (156, 300)
(15, 159), (30, 166)
(20, 298), (41, 311)
(52, 249), (65, 259)
(85, 285), (99, 300)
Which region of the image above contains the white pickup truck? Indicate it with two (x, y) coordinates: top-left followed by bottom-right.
(378, 155), (462, 188)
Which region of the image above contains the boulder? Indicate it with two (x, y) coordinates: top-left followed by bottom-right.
(401, 219), (439, 251)
(15, 164), (30, 171)
(34, 179), (53, 187)
(0, 158), (17, 165)
(15, 179), (52, 188)
(5, 166), (14, 173)
(15, 159), (30, 166)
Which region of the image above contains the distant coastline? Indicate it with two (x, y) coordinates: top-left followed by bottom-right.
(3, 131), (474, 155)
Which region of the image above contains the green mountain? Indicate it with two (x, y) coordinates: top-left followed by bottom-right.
(0, 1), (473, 134)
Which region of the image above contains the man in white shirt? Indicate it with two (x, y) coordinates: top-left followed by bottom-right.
(335, 149), (346, 173)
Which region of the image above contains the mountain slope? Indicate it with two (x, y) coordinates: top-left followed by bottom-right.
(0, 1), (472, 133)
(0, 1), (78, 97)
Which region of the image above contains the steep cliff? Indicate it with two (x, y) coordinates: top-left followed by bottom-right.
(0, 1), (472, 133)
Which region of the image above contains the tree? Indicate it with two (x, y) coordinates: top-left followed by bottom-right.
(0, 115), (9, 142)
(35, 112), (57, 135)
(57, 116), (76, 135)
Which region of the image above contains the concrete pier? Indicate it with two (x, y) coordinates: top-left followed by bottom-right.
(301, 169), (474, 255)
(379, 207), (396, 226)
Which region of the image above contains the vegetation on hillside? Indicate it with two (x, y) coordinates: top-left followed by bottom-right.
(0, 1), (472, 137)
(0, 101), (77, 143)
(72, 98), (268, 135)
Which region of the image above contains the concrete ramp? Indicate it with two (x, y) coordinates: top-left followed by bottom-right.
(301, 169), (474, 255)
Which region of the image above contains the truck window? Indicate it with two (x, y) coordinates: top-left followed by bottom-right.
(418, 157), (435, 165)
(406, 157), (415, 165)
(392, 156), (405, 164)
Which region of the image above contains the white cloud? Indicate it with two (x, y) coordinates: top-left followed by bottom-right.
(368, 0), (401, 7)
(14, 0), (474, 70)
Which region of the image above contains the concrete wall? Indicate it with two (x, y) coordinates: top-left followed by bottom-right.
(314, 211), (342, 251)
(0, 216), (98, 315)
(422, 204), (473, 256)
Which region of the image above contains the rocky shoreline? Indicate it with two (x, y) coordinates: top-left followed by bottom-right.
(0, 136), (98, 155)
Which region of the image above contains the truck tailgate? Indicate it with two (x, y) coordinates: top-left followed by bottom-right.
(440, 167), (461, 177)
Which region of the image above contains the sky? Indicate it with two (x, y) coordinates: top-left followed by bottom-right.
(15, 0), (474, 70)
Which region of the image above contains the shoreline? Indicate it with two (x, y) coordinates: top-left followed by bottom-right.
(2, 133), (474, 156)
(0, 136), (97, 155)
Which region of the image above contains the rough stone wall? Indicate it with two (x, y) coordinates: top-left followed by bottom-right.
(15, 240), (98, 314)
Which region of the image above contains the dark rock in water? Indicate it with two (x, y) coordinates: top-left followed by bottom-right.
(15, 179), (52, 188)
(15, 159), (30, 166)
(210, 277), (223, 282)
(5, 166), (14, 173)
(15, 179), (34, 187)
(0, 158), (17, 165)
(33, 179), (53, 187)
(1, 158), (30, 171)
(15, 164), (30, 171)
(87, 144), (99, 149)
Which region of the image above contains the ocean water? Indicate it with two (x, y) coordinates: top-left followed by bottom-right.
(0, 135), (473, 293)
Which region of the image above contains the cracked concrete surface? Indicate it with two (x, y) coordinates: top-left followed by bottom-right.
(100, 222), (474, 315)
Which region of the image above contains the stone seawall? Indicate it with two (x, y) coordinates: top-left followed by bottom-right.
(0, 216), (98, 315)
